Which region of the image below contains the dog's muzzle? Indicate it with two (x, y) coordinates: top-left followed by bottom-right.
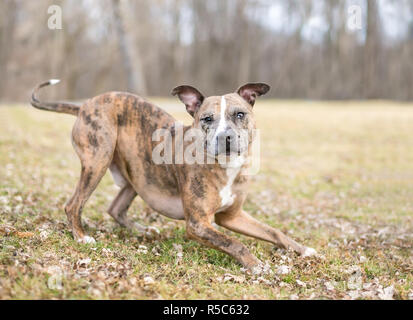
(211, 129), (248, 156)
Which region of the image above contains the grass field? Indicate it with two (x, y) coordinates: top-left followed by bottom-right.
(1, 99), (413, 299)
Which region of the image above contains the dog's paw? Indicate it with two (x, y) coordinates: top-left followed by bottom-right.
(132, 222), (147, 233)
(132, 223), (159, 238)
(145, 226), (160, 237)
(301, 247), (317, 257)
(77, 235), (96, 244)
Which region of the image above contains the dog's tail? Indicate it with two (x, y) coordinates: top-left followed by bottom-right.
(30, 79), (80, 116)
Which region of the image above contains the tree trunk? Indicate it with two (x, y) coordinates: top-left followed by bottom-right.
(0, 0), (17, 98)
(237, 0), (251, 85)
(112, 0), (147, 94)
(363, 0), (381, 99)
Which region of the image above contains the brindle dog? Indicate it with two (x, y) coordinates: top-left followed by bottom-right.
(31, 80), (316, 273)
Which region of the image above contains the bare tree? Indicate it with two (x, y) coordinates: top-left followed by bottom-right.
(0, 0), (412, 101)
(363, 0), (381, 99)
(0, 0), (17, 98)
(112, 0), (147, 94)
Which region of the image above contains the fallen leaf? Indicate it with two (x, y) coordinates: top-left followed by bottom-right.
(222, 273), (245, 284)
(39, 230), (49, 241)
(76, 258), (91, 268)
(296, 279), (306, 287)
(0, 225), (16, 235)
(16, 231), (35, 238)
(276, 265), (290, 275)
(347, 290), (360, 300)
(137, 245), (148, 254)
(143, 276), (155, 285)
(324, 281), (335, 291)
(378, 285), (394, 300)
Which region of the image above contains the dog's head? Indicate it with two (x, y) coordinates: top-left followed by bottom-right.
(172, 83), (270, 158)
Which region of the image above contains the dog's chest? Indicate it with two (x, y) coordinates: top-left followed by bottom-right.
(216, 158), (245, 213)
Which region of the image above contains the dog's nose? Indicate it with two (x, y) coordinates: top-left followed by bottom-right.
(225, 135), (232, 152)
(215, 129), (237, 155)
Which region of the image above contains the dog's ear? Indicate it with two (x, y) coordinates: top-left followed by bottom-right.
(236, 83), (270, 107)
(171, 85), (205, 117)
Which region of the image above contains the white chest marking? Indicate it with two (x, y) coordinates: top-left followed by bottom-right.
(217, 156), (245, 212)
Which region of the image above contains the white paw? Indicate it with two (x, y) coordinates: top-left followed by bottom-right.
(302, 247), (317, 257)
(133, 222), (147, 233)
(133, 223), (159, 237)
(145, 226), (160, 237)
(77, 235), (96, 244)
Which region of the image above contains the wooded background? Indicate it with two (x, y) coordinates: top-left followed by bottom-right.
(0, 0), (412, 102)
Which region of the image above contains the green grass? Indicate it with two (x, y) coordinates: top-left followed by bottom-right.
(0, 100), (412, 299)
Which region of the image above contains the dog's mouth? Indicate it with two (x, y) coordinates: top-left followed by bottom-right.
(220, 148), (242, 157)
(213, 148), (236, 157)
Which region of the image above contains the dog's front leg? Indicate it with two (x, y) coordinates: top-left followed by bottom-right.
(185, 212), (262, 271)
(215, 210), (317, 257)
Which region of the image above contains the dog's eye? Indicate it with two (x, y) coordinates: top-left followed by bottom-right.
(202, 116), (213, 123)
(236, 112), (245, 119)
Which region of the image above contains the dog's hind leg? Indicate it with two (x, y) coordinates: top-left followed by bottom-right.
(65, 162), (111, 243)
(65, 112), (116, 243)
(107, 165), (159, 236)
(107, 185), (160, 236)
(107, 183), (137, 228)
